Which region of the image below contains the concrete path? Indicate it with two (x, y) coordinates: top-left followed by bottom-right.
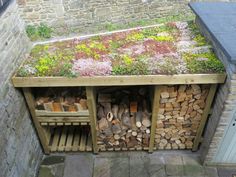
(38, 151), (236, 177)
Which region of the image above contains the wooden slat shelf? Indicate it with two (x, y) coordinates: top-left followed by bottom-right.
(38, 116), (90, 125)
(12, 74), (226, 87)
(48, 125), (92, 152)
(35, 110), (89, 117)
(99, 146), (149, 152)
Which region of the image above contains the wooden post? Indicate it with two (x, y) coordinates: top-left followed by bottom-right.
(22, 88), (50, 154)
(86, 86), (98, 153)
(192, 84), (218, 151)
(149, 85), (162, 153)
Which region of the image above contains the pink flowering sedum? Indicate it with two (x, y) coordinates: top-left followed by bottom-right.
(72, 59), (112, 76)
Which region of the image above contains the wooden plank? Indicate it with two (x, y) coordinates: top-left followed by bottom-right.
(79, 130), (87, 151)
(22, 88), (50, 153)
(51, 127), (61, 152)
(38, 116), (90, 124)
(12, 74), (226, 87)
(58, 126), (68, 151)
(192, 84), (218, 151)
(65, 126), (75, 151)
(72, 126), (81, 151)
(149, 85), (162, 153)
(35, 110), (89, 117)
(86, 87), (99, 153)
(86, 133), (92, 151)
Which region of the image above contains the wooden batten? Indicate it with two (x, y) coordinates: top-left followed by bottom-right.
(12, 74), (226, 87)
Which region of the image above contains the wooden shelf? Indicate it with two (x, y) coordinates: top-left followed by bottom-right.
(47, 125), (92, 152)
(99, 146), (149, 152)
(35, 110), (89, 117)
(38, 117), (90, 126)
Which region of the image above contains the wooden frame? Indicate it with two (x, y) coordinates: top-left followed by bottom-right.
(192, 84), (218, 151)
(12, 74), (226, 87)
(149, 85), (162, 152)
(16, 73), (226, 154)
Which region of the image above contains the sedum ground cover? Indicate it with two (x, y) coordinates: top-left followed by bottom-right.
(18, 21), (225, 77)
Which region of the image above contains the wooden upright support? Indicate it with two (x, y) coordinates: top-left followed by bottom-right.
(22, 88), (50, 154)
(192, 84), (218, 151)
(86, 86), (99, 153)
(149, 85), (162, 153)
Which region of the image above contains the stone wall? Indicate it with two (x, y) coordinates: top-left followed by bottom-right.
(16, 0), (191, 34)
(195, 16), (236, 164)
(0, 1), (43, 177)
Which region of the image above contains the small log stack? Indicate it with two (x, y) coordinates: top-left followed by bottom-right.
(35, 87), (88, 112)
(155, 84), (209, 150)
(96, 87), (151, 150)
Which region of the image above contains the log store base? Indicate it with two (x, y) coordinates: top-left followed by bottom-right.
(45, 125), (92, 152)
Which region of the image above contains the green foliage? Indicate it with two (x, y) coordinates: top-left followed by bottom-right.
(188, 21), (208, 46)
(18, 68), (28, 77)
(183, 52), (225, 73)
(35, 55), (57, 76)
(58, 62), (75, 77)
(75, 41), (106, 59)
(38, 23), (53, 38)
(193, 34), (208, 46)
(112, 57), (149, 75)
(26, 23), (53, 41)
(126, 33), (145, 41)
(150, 35), (174, 42)
(102, 14), (194, 32)
(26, 25), (38, 41)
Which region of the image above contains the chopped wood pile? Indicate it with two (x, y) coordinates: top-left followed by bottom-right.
(34, 87), (88, 112)
(96, 87), (151, 150)
(155, 84), (209, 149)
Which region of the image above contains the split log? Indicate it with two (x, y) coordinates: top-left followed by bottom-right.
(52, 102), (63, 112)
(98, 93), (111, 103)
(142, 112), (151, 127)
(44, 102), (54, 111)
(112, 105), (119, 119)
(98, 118), (109, 130)
(79, 99), (87, 110)
(136, 111), (142, 128)
(122, 109), (132, 128)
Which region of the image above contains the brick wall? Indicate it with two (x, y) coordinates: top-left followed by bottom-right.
(0, 1), (43, 176)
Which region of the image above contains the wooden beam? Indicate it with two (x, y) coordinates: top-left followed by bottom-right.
(192, 84), (218, 151)
(12, 74), (226, 87)
(38, 116), (90, 123)
(35, 110), (89, 117)
(149, 85), (162, 153)
(86, 86), (98, 153)
(22, 88), (50, 154)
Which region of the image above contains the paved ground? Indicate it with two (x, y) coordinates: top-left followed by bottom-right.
(38, 151), (236, 177)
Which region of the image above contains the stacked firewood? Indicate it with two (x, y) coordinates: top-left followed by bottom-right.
(34, 88), (88, 112)
(155, 84), (209, 149)
(96, 87), (151, 150)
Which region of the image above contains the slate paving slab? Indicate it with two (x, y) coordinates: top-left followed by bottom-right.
(63, 154), (93, 177)
(37, 153), (236, 177)
(148, 154), (166, 177)
(217, 167), (236, 177)
(164, 155), (184, 176)
(93, 157), (129, 177)
(130, 155), (149, 177)
(204, 167), (219, 177)
(182, 155), (205, 177)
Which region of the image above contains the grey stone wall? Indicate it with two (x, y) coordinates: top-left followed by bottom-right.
(0, 1), (43, 177)
(195, 16), (236, 164)
(16, 0), (192, 34)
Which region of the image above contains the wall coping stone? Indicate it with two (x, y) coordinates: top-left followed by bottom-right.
(189, 2), (236, 64)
